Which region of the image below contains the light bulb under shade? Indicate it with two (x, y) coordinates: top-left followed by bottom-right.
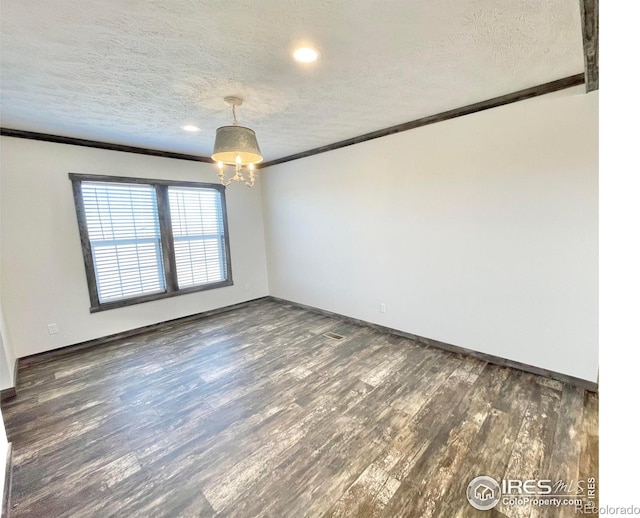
(211, 125), (263, 165)
(293, 47), (319, 63)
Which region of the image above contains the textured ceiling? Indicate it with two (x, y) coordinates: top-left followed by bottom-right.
(0, 0), (584, 161)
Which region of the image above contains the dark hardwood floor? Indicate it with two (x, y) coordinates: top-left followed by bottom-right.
(2, 300), (598, 517)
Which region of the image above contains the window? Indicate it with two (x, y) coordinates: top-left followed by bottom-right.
(168, 186), (228, 289)
(70, 174), (232, 312)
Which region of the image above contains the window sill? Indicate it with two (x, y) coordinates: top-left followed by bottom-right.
(89, 279), (234, 313)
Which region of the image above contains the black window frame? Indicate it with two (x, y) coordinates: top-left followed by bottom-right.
(69, 173), (233, 313)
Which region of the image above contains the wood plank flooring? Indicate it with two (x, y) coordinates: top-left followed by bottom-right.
(1, 300), (598, 517)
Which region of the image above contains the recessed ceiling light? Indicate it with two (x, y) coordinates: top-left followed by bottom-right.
(182, 125), (201, 132)
(293, 47), (319, 63)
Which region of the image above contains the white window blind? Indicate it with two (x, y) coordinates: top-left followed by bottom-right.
(81, 182), (165, 303)
(168, 186), (228, 289)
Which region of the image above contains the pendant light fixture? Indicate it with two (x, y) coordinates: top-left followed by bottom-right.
(211, 96), (263, 187)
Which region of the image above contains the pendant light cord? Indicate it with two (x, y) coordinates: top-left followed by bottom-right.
(232, 104), (238, 126)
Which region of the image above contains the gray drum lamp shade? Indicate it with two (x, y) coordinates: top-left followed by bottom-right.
(211, 125), (263, 165)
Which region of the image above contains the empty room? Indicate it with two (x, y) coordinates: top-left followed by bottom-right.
(0, 1), (606, 517)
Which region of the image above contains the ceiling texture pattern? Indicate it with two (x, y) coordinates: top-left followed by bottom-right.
(0, 0), (585, 161)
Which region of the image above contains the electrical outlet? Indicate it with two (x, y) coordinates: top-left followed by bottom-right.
(380, 303), (386, 313)
(47, 323), (59, 335)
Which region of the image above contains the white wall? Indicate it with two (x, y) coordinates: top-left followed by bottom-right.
(0, 137), (269, 357)
(0, 311), (16, 390)
(262, 87), (599, 383)
(0, 164), (17, 389)
(0, 150), (11, 515)
(0, 412), (7, 516)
